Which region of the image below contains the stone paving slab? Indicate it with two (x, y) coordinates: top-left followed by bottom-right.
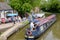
(0, 20), (29, 40)
(0, 23), (14, 30)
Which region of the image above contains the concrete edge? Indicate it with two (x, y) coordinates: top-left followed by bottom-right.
(0, 20), (29, 40)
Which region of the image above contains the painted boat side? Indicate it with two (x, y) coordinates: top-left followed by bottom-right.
(25, 14), (56, 39)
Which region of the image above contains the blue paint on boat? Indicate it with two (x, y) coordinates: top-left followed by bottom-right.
(25, 14), (56, 40)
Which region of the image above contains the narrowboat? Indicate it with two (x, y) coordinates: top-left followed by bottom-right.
(25, 14), (56, 40)
(28, 13), (45, 23)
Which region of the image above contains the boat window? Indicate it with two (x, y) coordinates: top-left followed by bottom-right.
(52, 17), (55, 21)
(47, 22), (50, 26)
(53, 17), (56, 21)
(45, 23), (47, 28)
(50, 20), (53, 24)
(40, 25), (44, 31)
(43, 23), (47, 29)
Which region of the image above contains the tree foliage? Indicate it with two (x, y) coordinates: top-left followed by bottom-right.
(40, 0), (60, 12)
(9, 0), (33, 17)
(0, 0), (4, 2)
(9, 0), (22, 11)
(21, 3), (32, 13)
(9, 0), (60, 16)
(32, 0), (41, 7)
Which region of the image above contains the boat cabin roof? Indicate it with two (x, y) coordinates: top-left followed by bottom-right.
(37, 14), (56, 26)
(34, 13), (45, 18)
(47, 14), (56, 20)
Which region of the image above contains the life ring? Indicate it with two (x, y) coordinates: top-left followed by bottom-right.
(27, 30), (32, 36)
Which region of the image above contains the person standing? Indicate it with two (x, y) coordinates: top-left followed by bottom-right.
(13, 17), (16, 24)
(15, 16), (18, 22)
(11, 16), (16, 24)
(1, 18), (5, 23)
(30, 22), (35, 31)
(8, 17), (11, 22)
(18, 16), (22, 22)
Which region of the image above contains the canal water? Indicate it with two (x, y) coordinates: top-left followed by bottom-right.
(8, 13), (60, 40)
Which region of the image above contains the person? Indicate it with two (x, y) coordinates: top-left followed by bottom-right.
(28, 16), (32, 23)
(31, 13), (35, 21)
(8, 17), (11, 22)
(5, 17), (8, 23)
(18, 16), (22, 22)
(13, 17), (16, 24)
(33, 18), (39, 24)
(11, 16), (16, 24)
(23, 17), (26, 21)
(15, 16), (18, 22)
(30, 22), (35, 31)
(0, 18), (1, 24)
(1, 18), (5, 24)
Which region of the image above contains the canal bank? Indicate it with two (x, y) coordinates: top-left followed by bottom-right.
(8, 13), (60, 40)
(0, 20), (29, 40)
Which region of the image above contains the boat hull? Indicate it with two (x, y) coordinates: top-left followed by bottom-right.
(25, 14), (56, 40)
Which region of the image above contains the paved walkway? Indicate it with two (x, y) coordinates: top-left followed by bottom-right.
(0, 23), (14, 31)
(0, 22), (23, 32)
(0, 20), (29, 40)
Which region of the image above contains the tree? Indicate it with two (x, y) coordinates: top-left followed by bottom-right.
(0, 0), (4, 2)
(40, 0), (60, 12)
(9, 0), (32, 18)
(10, 0), (22, 10)
(21, 3), (32, 13)
(32, 0), (41, 7)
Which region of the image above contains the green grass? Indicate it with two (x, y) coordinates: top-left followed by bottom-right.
(22, 20), (29, 24)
